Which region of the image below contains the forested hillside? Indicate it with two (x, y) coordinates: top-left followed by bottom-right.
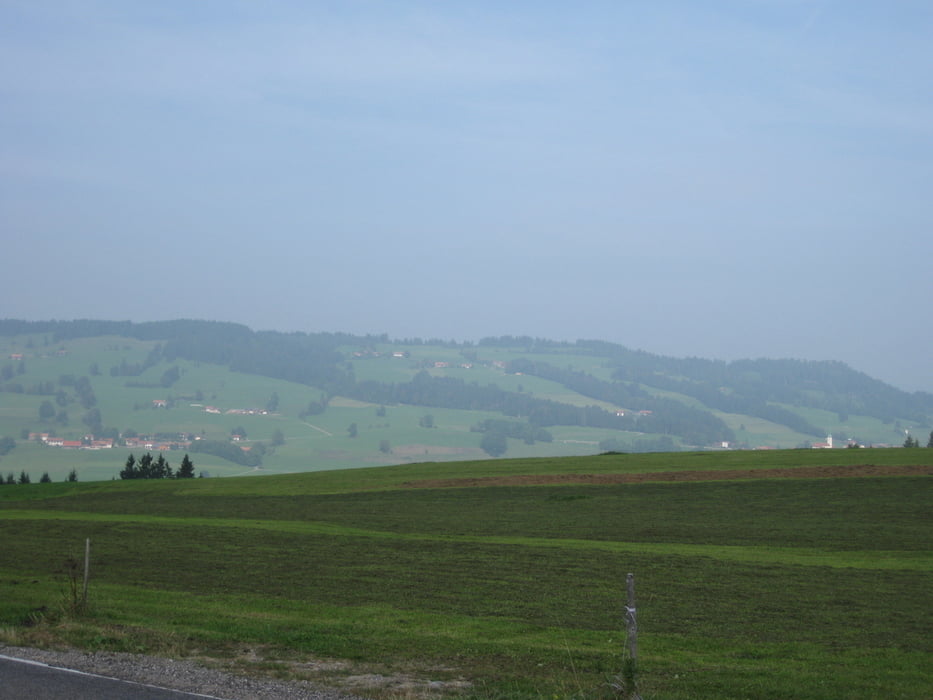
(0, 319), (930, 478)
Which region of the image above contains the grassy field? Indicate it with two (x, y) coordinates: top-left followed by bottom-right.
(1, 449), (931, 699)
(0, 335), (649, 481)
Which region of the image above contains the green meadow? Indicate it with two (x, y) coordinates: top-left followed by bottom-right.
(2, 332), (924, 488)
(1, 449), (931, 699)
(1, 334), (657, 482)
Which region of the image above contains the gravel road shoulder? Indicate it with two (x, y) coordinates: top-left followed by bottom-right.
(0, 645), (369, 700)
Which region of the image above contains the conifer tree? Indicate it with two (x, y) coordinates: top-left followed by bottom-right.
(177, 454), (195, 479)
(120, 453), (138, 479)
(154, 453), (172, 478)
(137, 452), (154, 478)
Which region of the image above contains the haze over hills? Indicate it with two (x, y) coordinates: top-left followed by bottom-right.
(1, 319), (931, 481)
(2, 3), (932, 400)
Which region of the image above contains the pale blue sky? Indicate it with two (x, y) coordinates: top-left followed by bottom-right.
(1, 1), (931, 391)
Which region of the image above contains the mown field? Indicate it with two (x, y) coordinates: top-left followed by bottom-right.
(0, 449), (931, 699)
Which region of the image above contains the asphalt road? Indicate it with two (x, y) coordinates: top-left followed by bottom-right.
(0, 654), (225, 700)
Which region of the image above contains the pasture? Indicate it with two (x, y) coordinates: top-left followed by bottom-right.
(0, 449), (931, 699)
(2, 332), (923, 486)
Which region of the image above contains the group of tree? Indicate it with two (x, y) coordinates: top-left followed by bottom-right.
(2, 468), (77, 484)
(109, 344), (162, 378)
(299, 394), (329, 418)
(903, 431), (933, 448)
(125, 364), (181, 389)
(119, 452), (195, 479)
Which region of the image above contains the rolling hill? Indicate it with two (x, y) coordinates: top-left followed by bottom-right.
(0, 319), (930, 481)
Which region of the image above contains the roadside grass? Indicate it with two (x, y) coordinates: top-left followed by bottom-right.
(3, 523), (929, 698)
(1, 452), (931, 698)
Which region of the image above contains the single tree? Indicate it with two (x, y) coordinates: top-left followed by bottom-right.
(271, 429), (285, 446)
(120, 453), (138, 479)
(39, 472), (51, 483)
(66, 468), (78, 482)
(927, 431), (933, 449)
(266, 392), (279, 413)
(154, 453), (172, 478)
(38, 400), (56, 421)
(177, 454), (195, 479)
(480, 431), (508, 457)
(137, 452), (154, 478)
(18, 471), (31, 484)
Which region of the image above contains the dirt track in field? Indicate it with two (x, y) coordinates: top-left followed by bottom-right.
(403, 463), (932, 489)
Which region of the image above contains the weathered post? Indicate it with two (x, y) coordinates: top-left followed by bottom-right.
(82, 537), (90, 607)
(622, 572), (642, 700)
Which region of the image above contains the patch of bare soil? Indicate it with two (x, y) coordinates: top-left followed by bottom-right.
(403, 464), (932, 489)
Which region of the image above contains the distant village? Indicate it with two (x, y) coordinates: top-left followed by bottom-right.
(30, 399), (274, 452)
(30, 430), (193, 452)
(32, 398), (892, 453)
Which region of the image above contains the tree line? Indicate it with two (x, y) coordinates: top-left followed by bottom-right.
(119, 452), (195, 479)
(1, 468), (78, 484)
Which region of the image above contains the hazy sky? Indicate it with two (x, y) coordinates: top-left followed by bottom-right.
(2, 1), (931, 392)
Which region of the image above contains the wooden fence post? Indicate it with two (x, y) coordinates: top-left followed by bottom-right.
(82, 538), (90, 606)
(622, 572), (642, 700)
